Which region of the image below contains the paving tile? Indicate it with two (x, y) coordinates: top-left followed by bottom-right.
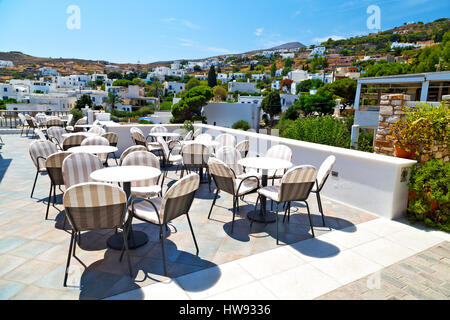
(0, 237), (29, 255)
(10, 285), (79, 300)
(285, 237), (341, 262)
(0, 279), (26, 300)
(0, 254), (27, 277)
(259, 264), (341, 300)
(105, 279), (190, 300)
(3, 259), (60, 285)
(207, 281), (278, 300)
(9, 240), (54, 259)
(385, 229), (443, 253)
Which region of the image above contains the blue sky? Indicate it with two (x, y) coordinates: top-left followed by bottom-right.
(0, 0), (448, 63)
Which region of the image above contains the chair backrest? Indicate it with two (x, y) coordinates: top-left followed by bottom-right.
(47, 126), (66, 145)
(279, 165), (317, 202)
(29, 140), (58, 170)
(151, 125), (168, 134)
(34, 129), (47, 141)
(216, 134), (236, 149)
(215, 146), (244, 176)
(266, 144), (292, 161)
(130, 128), (147, 147)
(81, 136), (110, 146)
(119, 145), (147, 166)
(160, 173), (199, 223)
(35, 113), (47, 126)
(45, 152), (71, 186)
(195, 133), (212, 143)
(183, 130), (193, 141)
(66, 114), (74, 126)
(193, 128), (202, 139)
(46, 118), (64, 128)
(157, 136), (170, 160)
(101, 132), (119, 146)
(62, 152), (104, 188)
(62, 135), (87, 151)
(208, 157), (236, 195)
(63, 182), (127, 232)
(27, 116), (39, 128)
(18, 113), (27, 125)
(88, 126), (106, 135)
(236, 140), (250, 158)
(316, 156), (336, 191)
(75, 117), (87, 126)
(122, 151), (160, 187)
(181, 143), (210, 169)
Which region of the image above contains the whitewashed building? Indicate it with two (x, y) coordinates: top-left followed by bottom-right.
(164, 81), (185, 95)
(228, 81), (260, 93)
(0, 60), (14, 68)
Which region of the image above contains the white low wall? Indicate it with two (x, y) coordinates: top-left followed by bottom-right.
(205, 103), (260, 129)
(104, 122), (416, 220)
(194, 124), (416, 220)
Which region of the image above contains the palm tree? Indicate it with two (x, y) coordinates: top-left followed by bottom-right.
(105, 92), (122, 110)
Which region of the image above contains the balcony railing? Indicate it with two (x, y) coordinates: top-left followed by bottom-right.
(0, 110), (71, 128)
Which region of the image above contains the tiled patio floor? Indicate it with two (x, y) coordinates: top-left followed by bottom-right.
(0, 134), (379, 299)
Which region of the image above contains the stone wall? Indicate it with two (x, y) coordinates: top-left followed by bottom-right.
(374, 94), (449, 164)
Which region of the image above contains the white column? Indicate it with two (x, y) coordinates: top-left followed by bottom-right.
(354, 82), (362, 110)
(420, 81), (429, 102)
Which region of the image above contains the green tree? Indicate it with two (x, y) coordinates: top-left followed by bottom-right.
(112, 79), (133, 87)
(107, 71), (123, 79)
(75, 94), (93, 109)
(193, 65), (202, 72)
(186, 78), (201, 91)
(270, 63), (277, 77)
(318, 78), (357, 107)
(295, 79), (324, 94)
(294, 91), (335, 116)
(284, 57), (294, 68)
(213, 85), (227, 101)
(146, 80), (164, 101)
(207, 66), (217, 87)
(171, 86), (213, 123)
(261, 91), (282, 126)
(104, 92), (123, 110)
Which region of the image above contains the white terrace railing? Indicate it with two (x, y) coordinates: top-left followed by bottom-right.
(106, 123), (417, 221)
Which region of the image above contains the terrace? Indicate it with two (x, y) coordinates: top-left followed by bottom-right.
(0, 122), (449, 300)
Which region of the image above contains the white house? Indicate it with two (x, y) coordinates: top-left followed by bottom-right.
(309, 46), (326, 58)
(0, 60), (14, 68)
(147, 67), (185, 80)
(280, 53), (295, 59)
(280, 94), (299, 111)
(288, 69), (309, 82)
(217, 73), (229, 82)
(39, 68), (59, 77)
(391, 41), (419, 49)
(238, 95), (264, 106)
(228, 81), (260, 93)
(262, 51), (274, 58)
(251, 74), (268, 81)
(271, 80), (281, 91)
(228, 73), (246, 80)
(164, 81), (185, 95)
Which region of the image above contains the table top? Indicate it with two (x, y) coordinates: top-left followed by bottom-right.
(238, 157), (293, 171)
(62, 132), (99, 139)
(91, 166), (161, 183)
(148, 132), (181, 138)
(68, 146), (118, 154)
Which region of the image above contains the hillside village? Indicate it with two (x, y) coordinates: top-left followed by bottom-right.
(0, 18), (448, 129)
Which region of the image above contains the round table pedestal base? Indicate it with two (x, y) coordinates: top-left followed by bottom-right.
(107, 231), (149, 250)
(247, 211), (277, 223)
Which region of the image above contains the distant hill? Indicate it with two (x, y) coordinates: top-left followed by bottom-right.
(268, 42), (306, 50)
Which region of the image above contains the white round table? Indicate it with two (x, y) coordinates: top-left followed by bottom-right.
(90, 166), (161, 250)
(238, 157), (292, 223)
(62, 132), (99, 139)
(148, 132), (181, 138)
(68, 145), (118, 154)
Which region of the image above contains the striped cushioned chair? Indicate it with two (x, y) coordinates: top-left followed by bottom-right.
(255, 165), (317, 244)
(66, 116), (87, 132)
(29, 140), (58, 198)
(311, 156), (336, 227)
(215, 134), (236, 149)
(35, 113), (47, 127)
(215, 146), (261, 182)
(236, 140), (250, 158)
(63, 182), (132, 286)
(34, 129), (47, 141)
(208, 157), (260, 233)
(183, 130), (193, 141)
(88, 126), (106, 136)
(62, 135), (87, 151)
(129, 173), (200, 275)
(130, 127), (161, 154)
(18, 113), (29, 136)
(157, 136), (182, 184)
(150, 125), (168, 134)
(119, 145), (147, 166)
(62, 153), (103, 189)
(195, 133), (212, 143)
(45, 152), (71, 220)
(26, 116), (42, 138)
(266, 144), (293, 185)
(46, 118), (64, 128)
(193, 128), (202, 139)
(122, 151), (162, 199)
(181, 142), (212, 191)
(47, 126), (67, 149)
(102, 132), (119, 165)
(81, 136), (110, 164)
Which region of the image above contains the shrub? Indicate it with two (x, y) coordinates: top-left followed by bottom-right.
(282, 115), (351, 148)
(407, 159), (450, 232)
(232, 120), (251, 131)
(69, 108), (84, 126)
(183, 120), (194, 132)
(138, 119), (153, 125)
(356, 131), (374, 153)
(159, 101), (173, 111)
(137, 106), (153, 116)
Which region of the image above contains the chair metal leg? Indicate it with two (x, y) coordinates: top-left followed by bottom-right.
(250, 195), (260, 231)
(305, 201), (315, 238)
(45, 183), (53, 220)
(159, 225), (168, 276)
(31, 170), (39, 198)
(63, 232), (75, 287)
(186, 214), (199, 255)
(282, 201), (289, 223)
(231, 196), (236, 234)
(208, 190), (219, 219)
(316, 192), (326, 227)
(53, 183), (57, 206)
(122, 223), (133, 278)
(276, 203), (280, 245)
